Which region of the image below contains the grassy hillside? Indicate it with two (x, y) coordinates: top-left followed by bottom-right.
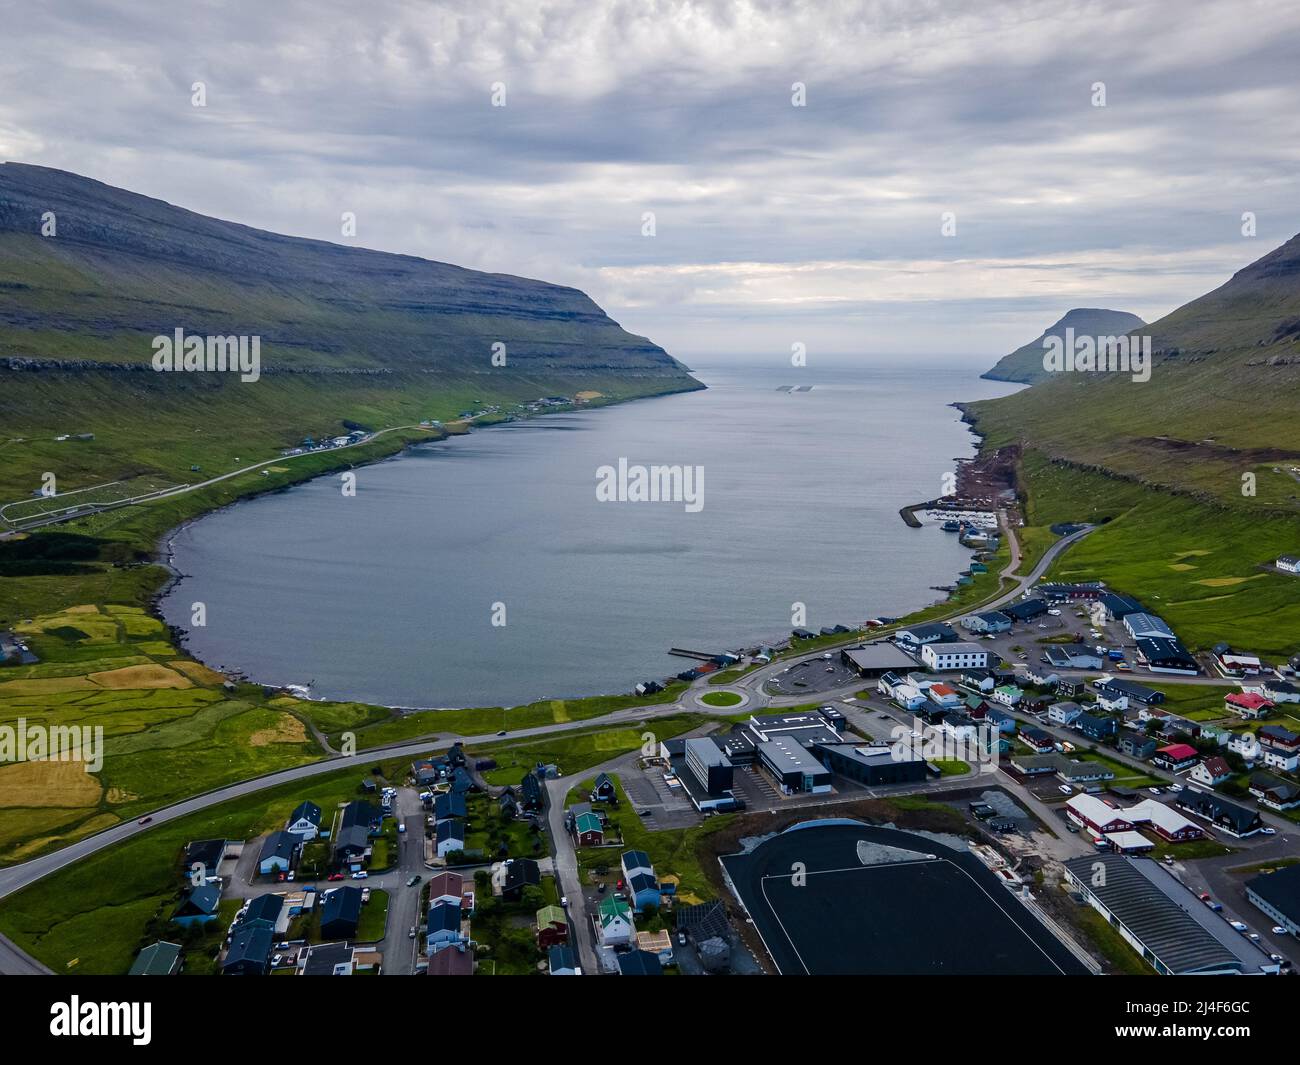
(968, 233), (1300, 507)
(982, 307), (1146, 384)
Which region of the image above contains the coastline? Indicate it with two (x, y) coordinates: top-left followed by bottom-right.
(153, 371), (999, 712)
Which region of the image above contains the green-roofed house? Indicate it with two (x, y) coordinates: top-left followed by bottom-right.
(597, 895), (634, 947)
(129, 941), (182, 976)
(574, 811), (604, 847)
(993, 684), (1023, 707)
(536, 904), (569, 948)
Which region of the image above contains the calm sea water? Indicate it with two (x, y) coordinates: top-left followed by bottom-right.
(161, 361), (1021, 707)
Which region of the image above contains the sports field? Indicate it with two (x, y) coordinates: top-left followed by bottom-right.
(722, 820), (1087, 975)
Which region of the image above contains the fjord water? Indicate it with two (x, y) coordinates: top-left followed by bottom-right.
(161, 361), (1021, 707)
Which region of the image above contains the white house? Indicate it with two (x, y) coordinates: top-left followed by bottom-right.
(891, 684), (926, 711)
(920, 641), (990, 672)
(1189, 757), (1233, 788)
(1227, 733), (1259, 761)
(598, 897), (635, 947)
(1047, 702), (1083, 726)
(1276, 555), (1300, 574)
(1263, 679), (1300, 704)
(435, 820), (465, 858)
(992, 685), (1023, 707)
(257, 831), (299, 876)
(285, 801), (323, 840)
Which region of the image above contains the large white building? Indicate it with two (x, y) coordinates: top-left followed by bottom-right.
(920, 641), (990, 672)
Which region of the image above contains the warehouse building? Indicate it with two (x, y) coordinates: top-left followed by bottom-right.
(1065, 855), (1280, 975)
(812, 742), (928, 787)
(757, 736), (832, 794)
(841, 642), (919, 677)
(1246, 864), (1300, 936)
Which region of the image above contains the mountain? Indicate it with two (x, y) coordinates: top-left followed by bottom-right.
(982, 307), (1146, 384)
(0, 162), (693, 379)
(966, 234), (1300, 505)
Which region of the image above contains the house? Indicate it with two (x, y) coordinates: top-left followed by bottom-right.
(1151, 743), (1199, 773)
(500, 858), (541, 902)
(1217, 651), (1263, 677)
(1075, 712), (1118, 742)
(285, 801), (323, 840)
(172, 885), (221, 927)
(597, 896), (635, 946)
(519, 771), (544, 811)
(450, 767), (475, 794)
(920, 641), (990, 672)
(435, 819), (466, 859)
(1259, 725), (1300, 772)
(1123, 799), (1203, 842)
(427, 871), (467, 911)
(984, 706), (1017, 733)
(426, 901), (466, 953)
(1276, 555), (1300, 574)
(1225, 692), (1273, 720)
(434, 793), (467, 821)
(992, 684), (1023, 707)
(1047, 701), (1083, 726)
(626, 870), (661, 913)
(1135, 636), (1198, 675)
(1118, 730), (1157, 761)
(893, 622), (958, 647)
(257, 830), (299, 876)
(129, 941), (182, 976)
(574, 811), (604, 847)
(332, 824), (370, 866)
(926, 682), (962, 707)
(240, 893), (284, 932)
(426, 946), (473, 977)
(182, 839), (227, 881)
(1262, 678), (1300, 704)
(1003, 597), (1048, 622)
(498, 790), (520, 818)
(299, 942), (355, 976)
(1189, 757), (1233, 788)
(1024, 666), (1060, 688)
(617, 949), (663, 976)
(1249, 772), (1300, 811)
(1227, 733), (1260, 761)
(548, 944), (579, 975)
(536, 905), (569, 947)
(1045, 645), (1104, 670)
(222, 925), (273, 976)
(320, 885), (363, 940)
(339, 800), (381, 833)
(1019, 726), (1054, 753)
(961, 611), (1012, 634)
(1065, 794), (1133, 836)
(1095, 678), (1164, 706)
(1174, 789), (1263, 838)
(590, 772), (617, 803)
(961, 669), (997, 692)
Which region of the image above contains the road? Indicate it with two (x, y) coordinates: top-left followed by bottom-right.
(0, 423), (435, 535)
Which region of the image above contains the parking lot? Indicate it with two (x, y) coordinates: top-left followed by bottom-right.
(622, 762), (702, 830)
(765, 654), (860, 696)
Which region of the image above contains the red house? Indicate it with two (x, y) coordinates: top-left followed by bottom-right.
(1152, 743), (1199, 773)
(1225, 692), (1273, 719)
(536, 905), (569, 948)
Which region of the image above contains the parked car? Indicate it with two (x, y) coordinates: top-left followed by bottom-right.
(1230, 920), (1248, 932)
(1262, 826), (1277, 835)
(406, 875), (421, 887)
(1058, 784), (1073, 794)
(327, 873), (345, 881)
(351, 870), (369, 879)
(1272, 926), (1290, 935)
(1198, 892), (1211, 901)
(1148, 787), (1163, 795)
(271, 953), (284, 966)
(408, 927), (417, 939)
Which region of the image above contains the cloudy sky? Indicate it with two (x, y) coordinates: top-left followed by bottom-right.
(4, 0), (1300, 362)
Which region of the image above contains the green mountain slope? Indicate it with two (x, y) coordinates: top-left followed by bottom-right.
(0, 164), (700, 509)
(982, 307), (1146, 384)
(968, 235), (1300, 506)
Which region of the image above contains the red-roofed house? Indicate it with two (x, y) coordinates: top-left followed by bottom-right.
(1225, 692), (1274, 720)
(1152, 743), (1199, 773)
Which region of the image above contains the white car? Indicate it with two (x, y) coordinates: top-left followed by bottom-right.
(1058, 784), (1073, 794)
(351, 870), (369, 880)
(1148, 787), (1162, 795)
(1273, 926), (1289, 935)
(1047, 609), (1061, 616)
(1230, 920), (1248, 932)
(1262, 827), (1277, 835)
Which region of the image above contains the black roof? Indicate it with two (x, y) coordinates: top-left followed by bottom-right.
(320, 886), (363, 931)
(288, 801), (322, 826)
(183, 838), (226, 869)
(617, 949), (663, 975)
(503, 858), (541, 892)
(242, 893), (284, 928)
(1176, 789), (1260, 834)
(340, 800), (380, 830)
(302, 941), (354, 976)
(548, 944), (577, 971)
(223, 924), (273, 970)
(675, 900), (730, 940)
(1004, 598), (1048, 620)
(259, 830), (299, 864)
(1247, 864), (1300, 923)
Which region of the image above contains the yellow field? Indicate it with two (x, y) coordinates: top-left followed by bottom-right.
(0, 759), (102, 808)
(0, 676), (96, 695)
(86, 664), (192, 689)
(1196, 574), (1266, 587)
(248, 714), (308, 746)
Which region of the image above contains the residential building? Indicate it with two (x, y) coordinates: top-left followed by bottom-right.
(597, 896), (635, 946)
(285, 801), (323, 840)
(435, 819), (465, 858)
(1045, 645), (1104, 670)
(920, 641), (990, 672)
(1189, 757), (1233, 788)
(320, 886), (363, 940)
(893, 622), (957, 647)
(172, 885), (220, 927)
(1118, 730), (1157, 761)
(257, 830), (299, 876)
(992, 684), (1023, 707)
(1225, 692), (1273, 720)
(222, 925), (273, 976)
(426, 901), (466, 953)
(1174, 789), (1263, 838)
(536, 905), (568, 948)
(961, 611), (1012, 634)
(1249, 772), (1300, 811)
(574, 811), (604, 847)
(128, 941), (182, 976)
(1151, 743), (1199, 773)
(548, 945), (579, 975)
(1047, 701), (1083, 726)
(1075, 712), (1118, 742)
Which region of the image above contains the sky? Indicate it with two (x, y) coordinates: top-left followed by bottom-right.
(3, 0), (1300, 364)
